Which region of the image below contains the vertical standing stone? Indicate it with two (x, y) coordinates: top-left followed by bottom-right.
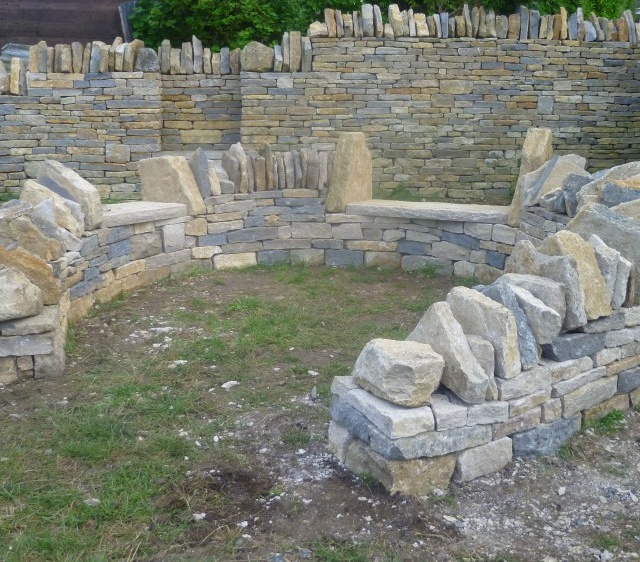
(259, 144), (275, 190)
(108, 37), (123, 71)
(433, 12), (442, 37)
(496, 15), (509, 38)
(28, 45), (38, 72)
(335, 10), (344, 37)
(281, 33), (290, 72)
(624, 9), (637, 43)
(180, 42), (194, 74)
(46, 46), (54, 73)
(508, 14), (520, 39)
(477, 7), (487, 38)
(301, 37), (312, 72)
(211, 52), (221, 74)
(448, 15), (456, 38)
(230, 48), (241, 74)
(373, 5), (384, 37)
(220, 47), (231, 74)
(361, 4), (375, 36)
(273, 45), (283, 72)
(589, 14), (605, 41)
(486, 9), (497, 37)
(36, 41), (49, 73)
(568, 13), (578, 40)
(125, 39), (144, 72)
(115, 43), (126, 71)
(552, 14), (562, 39)
(326, 132), (372, 213)
(353, 10), (363, 38)
(440, 13), (449, 38)
(169, 48), (181, 74)
(160, 39), (171, 74)
(203, 47), (212, 73)
(289, 31), (302, 72)
(560, 7), (568, 39)
(325, 8), (337, 37)
(343, 14), (354, 37)
(454, 15), (465, 37)
(89, 41), (105, 73)
(192, 36), (203, 73)
(54, 44), (72, 73)
(81, 43), (91, 73)
(9, 58), (27, 96)
(463, 4), (473, 37)
(389, 4), (404, 37)
(408, 9), (417, 36)
(518, 7), (530, 39)
(529, 10), (540, 39)
(471, 6), (480, 36)
(416, 13), (430, 36)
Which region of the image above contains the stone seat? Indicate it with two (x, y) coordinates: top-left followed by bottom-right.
(346, 200), (511, 224)
(101, 201), (188, 228)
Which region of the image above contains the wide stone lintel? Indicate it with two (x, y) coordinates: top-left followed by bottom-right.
(102, 202), (189, 228)
(347, 200), (510, 224)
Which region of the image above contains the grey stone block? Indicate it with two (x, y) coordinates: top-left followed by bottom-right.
(542, 332), (606, 362)
(512, 415), (581, 457)
(442, 230), (480, 250)
(258, 250), (289, 265)
(325, 250), (363, 267)
(454, 437), (513, 482)
(618, 367), (640, 394)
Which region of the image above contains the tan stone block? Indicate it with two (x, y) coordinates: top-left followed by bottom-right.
(0, 357), (18, 384)
(181, 130), (223, 144)
(67, 293), (95, 324)
(0, 246), (61, 306)
(583, 393), (630, 423)
(606, 354), (640, 377)
(214, 252), (257, 270)
(364, 251), (401, 268)
(192, 246), (220, 259)
(114, 260), (146, 280)
(326, 132), (372, 213)
(185, 218), (208, 236)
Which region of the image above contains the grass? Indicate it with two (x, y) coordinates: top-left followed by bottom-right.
(310, 538), (401, 562)
(585, 410), (626, 434)
(0, 265), (461, 560)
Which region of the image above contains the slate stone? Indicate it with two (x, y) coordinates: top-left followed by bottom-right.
(568, 12), (578, 39)
(618, 367), (640, 393)
(518, 6), (530, 39)
(529, 10), (540, 38)
(479, 282), (538, 371)
(495, 15), (509, 38)
(584, 20), (597, 41)
(541, 332), (606, 362)
(563, 173), (593, 217)
(512, 415), (581, 456)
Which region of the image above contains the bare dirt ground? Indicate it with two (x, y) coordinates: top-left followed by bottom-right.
(1, 267), (639, 562)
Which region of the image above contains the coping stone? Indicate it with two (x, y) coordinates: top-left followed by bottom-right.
(102, 202), (188, 228)
(346, 201), (510, 224)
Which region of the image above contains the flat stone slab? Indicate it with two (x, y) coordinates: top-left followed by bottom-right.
(346, 201), (510, 224)
(102, 202), (188, 228)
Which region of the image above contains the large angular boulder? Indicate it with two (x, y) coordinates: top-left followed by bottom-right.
(37, 160), (102, 230)
(0, 267), (43, 322)
(508, 284), (562, 345)
(576, 161), (640, 212)
(0, 246), (61, 305)
(479, 282), (539, 370)
(20, 180), (85, 238)
(538, 230), (611, 320)
(505, 241), (587, 329)
(446, 286), (522, 379)
(568, 203), (640, 304)
(139, 155), (206, 215)
(326, 132), (372, 213)
(352, 338), (444, 407)
(240, 41), (275, 72)
(407, 301), (489, 404)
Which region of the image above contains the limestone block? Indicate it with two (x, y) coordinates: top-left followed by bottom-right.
(326, 133), (372, 213)
(508, 285), (562, 345)
(589, 234), (620, 305)
(429, 392), (468, 430)
(584, 394), (630, 423)
(505, 241), (586, 330)
(37, 160), (102, 230)
(352, 338), (444, 407)
(447, 286), (521, 379)
(538, 230), (611, 320)
(241, 41), (274, 72)
(407, 301), (488, 404)
(542, 332), (605, 362)
(495, 365), (551, 400)
(0, 63), (8, 94)
(0, 305), (60, 336)
(341, 385), (435, 438)
(0, 246), (61, 305)
(139, 156), (206, 215)
(213, 252), (256, 270)
(467, 334), (495, 380)
(618, 367), (640, 394)
(0, 203), (64, 261)
(479, 282), (539, 371)
(500, 273), (566, 324)
(522, 155), (589, 209)
(508, 127), (554, 227)
(133, 47), (160, 72)
(453, 437), (512, 482)
(568, 203), (640, 304)
(189, 148), (221, 199)
(308, 21), (329, 38)
(10, 58), (27, 96)
(512, 415), (580, 457)
(0, 357), (18, 384)
(0, 267), (43, 322)
(562, 376), (617, 417)
(552, 366), (606, 397)
(388, 4), (404, 37)
(467, 401), (509, 425)
(20, 180), (85, 238)
(345, 439), (456, 496)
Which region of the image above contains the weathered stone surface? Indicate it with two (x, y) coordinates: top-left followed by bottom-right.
(133, 48), (159, 72)
(539, 231), (611, 320)
(0, 267), (43, 322)
(500, 273), (566, 324)
(336, 383), (436, 439)
(309, 21), (329, 38)
(345, 439), (456, 497)
(0, 357), (18, 384)
(331, 395), (492, 460)
(0, 246), (60, 305)
(352, 338), (444, 407)
(508, 284), (561, 345)
(347, 201), (509, 223)
(361, 4), (375, 36)
(139, 156), (206, 215)
(326, 133), (372, 213)
(20, 180), (85, 238)
(495, 14), (509, 38)
(505, 241), (586, 330)
(618, 367), (640, 394)
(542, 332), (605, 362)
(189, 148), (221, 199)
(429, 392), (468, 430)
(37, 160), (102, 230)
(508, 127), (554, 227)
(327, 420), (352, 462)
(521, 155), (589, 208)
(495, 365), (551, 400)
(0, 63), (9, 94)
(569, 203), (640, 304)
(512, 415), (581, 457)
(407, 301), (488, 404)
(0, 305), (60, 336)
(479, 282), (539, 371)
(467, 335), (496, 397)
(447, 286), (521, 379)
(563, 376), (617, 417)
(454, 437), (512, 482)
(467, 400), (509, 424)
(0, 334), (54, 357)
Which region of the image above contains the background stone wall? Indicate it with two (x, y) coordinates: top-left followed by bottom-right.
(0, 38), (638, 202)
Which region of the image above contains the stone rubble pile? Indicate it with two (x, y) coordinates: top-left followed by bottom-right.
(221, 143), (335, 194)
(330, 154), (640, 496)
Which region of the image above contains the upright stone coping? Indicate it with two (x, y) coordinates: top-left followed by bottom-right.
(101, 202), (189, 228)
(347, 200), (511, 224)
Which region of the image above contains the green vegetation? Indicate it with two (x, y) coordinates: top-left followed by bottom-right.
(131, 0), (636, 50)
(585, 409), (626, 434)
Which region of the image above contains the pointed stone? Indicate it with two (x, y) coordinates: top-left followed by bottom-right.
(192, 36), (203, 73)
(325, 9), (337, 37)
(539, 230), (612, 321)
(20, 180), (85, 237)
(505, 241), (587, 330)
(477, 7), (487, 37)
(352, 340), (444, 408)
(407, 302), (489, 404)
(37, 160), (102, 230)
(389, 4), (404, 37)
(447, 287), (522, 379)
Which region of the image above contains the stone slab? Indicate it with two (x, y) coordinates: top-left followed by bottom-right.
(512, 415), (581, 456)
(102, 202), (188, 228)
(347, 201), (510, 224)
